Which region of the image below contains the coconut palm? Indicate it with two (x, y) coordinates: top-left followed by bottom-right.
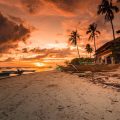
(86, 23), (100, 52)
(97, 0), (119, 41)
(116, 30), (120, 34)
(85, 44), (93, 58)
(69, 30), (80, 58)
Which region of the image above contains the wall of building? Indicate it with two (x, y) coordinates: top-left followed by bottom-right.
(96, 51), (114, 64)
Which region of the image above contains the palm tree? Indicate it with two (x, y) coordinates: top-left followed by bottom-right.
(116, 30), (120, 34)
(97, 0), (119, 41)
(85, 44), (93, 58)
(86, 23), (100, 52)
(69, 30), (80, 58)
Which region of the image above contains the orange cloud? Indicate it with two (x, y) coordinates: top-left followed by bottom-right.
(0, 0), (120, 65)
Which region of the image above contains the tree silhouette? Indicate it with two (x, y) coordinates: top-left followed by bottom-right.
(85, 44), (93, 58)
(97, 0), (119, 41)
(116, 30), (120, 34)
(86, 23), (100, 52)
(69, 30), (80, 58)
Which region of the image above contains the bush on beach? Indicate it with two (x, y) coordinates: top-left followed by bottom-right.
(70, 58), (94, 65)
(56, 65), (64, 72)
(56, 58), (120, 72)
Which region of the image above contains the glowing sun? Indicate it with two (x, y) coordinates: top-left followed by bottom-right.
(34, 62), (45, 67)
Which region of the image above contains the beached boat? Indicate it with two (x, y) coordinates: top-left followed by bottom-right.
(0, 71), (11, 77)
(22, 70), (36, 72)
(0, 69), (36, 77)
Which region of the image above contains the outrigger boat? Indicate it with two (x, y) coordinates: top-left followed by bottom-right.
(0, 69), (36, 77)
(0, 71), (11, 77)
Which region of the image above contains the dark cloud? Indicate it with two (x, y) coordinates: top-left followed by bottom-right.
(21, 0), (43, 14)
(29, 48), (41, 54)
(21, 47), (74, 61)
(22, 54), (47, 61)
(20, 0), (77, 14)
(0, 12), (31, 53)
(22, 48), (28, 53)
(19, 0), (99, 16)
(30, 48), (72, 57)
(8, 15), (24, 24)
(3, 57), (14, 62)
(47, 0), (80, 13)
(48, 0), (99, 15)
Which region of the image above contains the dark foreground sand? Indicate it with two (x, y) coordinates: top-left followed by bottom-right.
(0, 70), (120, 120)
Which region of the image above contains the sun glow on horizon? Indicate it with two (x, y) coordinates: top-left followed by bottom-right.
(34, 62), (45, 67)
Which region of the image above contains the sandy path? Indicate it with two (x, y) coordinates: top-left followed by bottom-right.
(0, 71), (120, 120)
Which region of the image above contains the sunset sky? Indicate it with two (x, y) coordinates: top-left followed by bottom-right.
(0, 0), (120, 67)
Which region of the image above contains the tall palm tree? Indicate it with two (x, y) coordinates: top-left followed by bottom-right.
(69, 30), (80, 58)
(86, 23), (100, 52)
(97, 0), (119, 41)
(85, 44), (93, 58)
(116, 30), (120, 34)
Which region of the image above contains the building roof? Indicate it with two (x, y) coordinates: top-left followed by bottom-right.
(96, 37), (120, 55)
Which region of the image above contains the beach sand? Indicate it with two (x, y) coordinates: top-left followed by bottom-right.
(0, 70), (120, 120)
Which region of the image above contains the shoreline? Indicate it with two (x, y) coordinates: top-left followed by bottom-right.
(0, 69), (55, 80)
(0, 68), (120, 91)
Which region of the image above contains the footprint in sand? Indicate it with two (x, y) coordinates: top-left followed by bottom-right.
(106, 110), (112, 113)
(47, 84), (58, 88)
(57, 105), (64, 111)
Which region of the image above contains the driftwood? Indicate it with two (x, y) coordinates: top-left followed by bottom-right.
(69, 64), (80, 72)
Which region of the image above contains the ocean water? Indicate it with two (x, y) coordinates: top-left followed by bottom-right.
(0, 67), (54, 78)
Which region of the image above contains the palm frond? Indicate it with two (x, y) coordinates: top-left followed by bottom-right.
(116, 30), (120, 34)
(86, 30), (91, 34)
(96, 30), (101, 34)
(86, 22), (100, 41)
(112, 6), (119, 13)
(97, 0), (118, 22)
(85, 44), (93, 53)
(88, 34), (93, 40)
(68, 30), (80, 46)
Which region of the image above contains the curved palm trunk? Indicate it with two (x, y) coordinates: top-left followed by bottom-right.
(110, 19), (116, 64)
(93, 36), (97, 63)
(93, 37), (96, 52)
(76, 44), (80, 58)
(110, 19), (116, 41)
(90, 53), (91, 58)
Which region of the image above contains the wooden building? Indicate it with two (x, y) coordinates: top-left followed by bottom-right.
(95, 37), (120, 64)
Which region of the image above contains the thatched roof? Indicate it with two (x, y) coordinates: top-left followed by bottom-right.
(96, 37), (120, 55)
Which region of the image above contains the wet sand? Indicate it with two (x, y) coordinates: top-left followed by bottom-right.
(0, 70), (120, 120)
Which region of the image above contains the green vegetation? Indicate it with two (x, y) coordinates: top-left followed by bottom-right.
(70, 58), (94, 65)
(56, 65), (64, 71)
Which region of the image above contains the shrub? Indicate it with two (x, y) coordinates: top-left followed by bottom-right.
(70, 58), (94, 65)
(56, 65), (64, 71)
